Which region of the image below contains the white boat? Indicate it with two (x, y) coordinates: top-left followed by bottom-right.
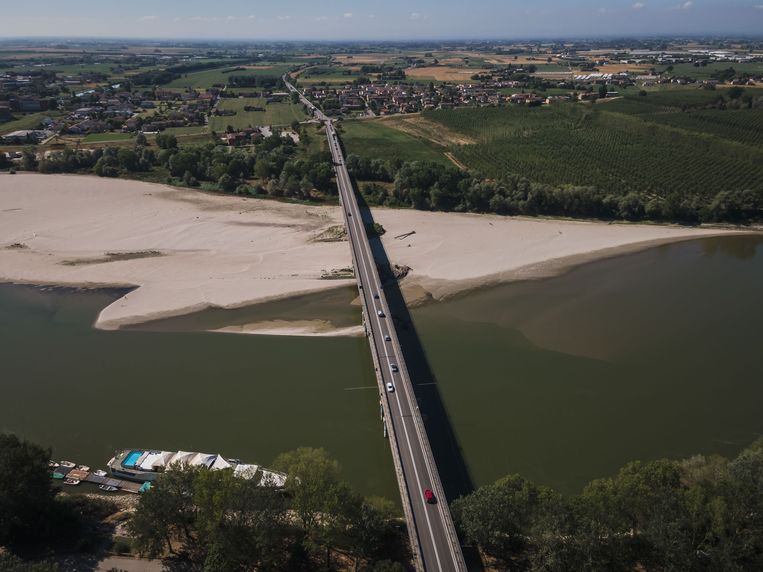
(99, 485), (118, 492)
(59, 460), (75, 468)
(48, 461), (60, 468)
(93, 469), (107, 477)
(108, 448), (286, 487)
(77, 465), (90, 472)
(63, 478), (80, 486)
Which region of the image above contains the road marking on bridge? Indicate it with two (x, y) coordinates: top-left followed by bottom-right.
(342, 167), (446, 572)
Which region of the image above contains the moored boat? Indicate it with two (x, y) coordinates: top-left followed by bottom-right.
(108, 448), (286, 487)
(64, 478), (80, 486)
(99, 485), (118, 492)
(93, 469), (107, 477)
(59, 460), (75, 468)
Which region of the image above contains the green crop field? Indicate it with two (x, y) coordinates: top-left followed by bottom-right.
(164, 63), (294, 89)
(209, 97), (307, 131)
(82, 132), (133, 143)
(0, 112), (59, 135)
(417, 102), (763, 199)
(341, 119), (451, 165)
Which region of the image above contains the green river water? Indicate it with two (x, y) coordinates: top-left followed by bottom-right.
(1, 235), (762, 498)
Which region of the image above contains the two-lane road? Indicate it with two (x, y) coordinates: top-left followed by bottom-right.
(284, 74), (464, 571)
(325, 120), (465, 572)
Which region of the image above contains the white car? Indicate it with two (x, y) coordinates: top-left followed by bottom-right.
(389, 363), (398, 373)
(377, 310), (385, 317)
(386, 382), (394, 393)
(384, 335), (391, 342)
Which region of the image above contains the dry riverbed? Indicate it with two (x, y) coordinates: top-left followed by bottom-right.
(0, 173), (743, 334)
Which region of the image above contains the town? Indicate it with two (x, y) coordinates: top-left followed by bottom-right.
(2, 39), (762, 150)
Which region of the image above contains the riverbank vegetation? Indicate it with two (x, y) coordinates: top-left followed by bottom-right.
(6, 125), (336, 203)
(129, 447), (409, 571)
(453, 439), (763, 571)
(344, 89), (763, 224)
(0, 434), (119, 569)
(0, 435), (408, 571)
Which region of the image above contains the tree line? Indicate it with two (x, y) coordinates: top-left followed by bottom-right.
(0, 435), (408, 572)
(9, 129), (336, 203)
(452, 439), (763, 571)
(348, 156), (763, 225)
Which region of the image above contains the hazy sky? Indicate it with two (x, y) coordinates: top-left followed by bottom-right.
(1, 1), (762, 40)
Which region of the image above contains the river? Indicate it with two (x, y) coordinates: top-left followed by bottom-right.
(1, 235), (761, 498)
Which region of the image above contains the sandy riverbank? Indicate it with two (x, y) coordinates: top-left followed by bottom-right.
(0, 174), (748, 333)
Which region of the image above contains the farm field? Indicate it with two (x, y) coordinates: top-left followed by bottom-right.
(420, 101), (763, 199)
(0, 112), (60, 135)
(82, 132), (133, 143)
(656, 62), (763, 80)
(163, 63), (294, 89)
(208, 97), (307, 131)
(340, 119), (451, 166)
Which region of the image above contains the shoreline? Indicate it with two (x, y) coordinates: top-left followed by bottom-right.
(2, 174), (758, 335)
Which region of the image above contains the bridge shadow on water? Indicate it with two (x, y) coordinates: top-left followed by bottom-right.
(352, 191), (484, 571)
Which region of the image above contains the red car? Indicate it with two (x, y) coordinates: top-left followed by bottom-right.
(424, 489), (436, 504)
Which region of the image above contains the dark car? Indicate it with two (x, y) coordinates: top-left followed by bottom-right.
(424, 489), (436, 504)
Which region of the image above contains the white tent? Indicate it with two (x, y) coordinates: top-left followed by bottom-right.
(260, 469), (287, 488)
(210, 455), (232, 470)
(139, 452), (166, 471)
(188, 453), (216, 468)
(166, 451), (196, 469)
(233, 464), (259, 480)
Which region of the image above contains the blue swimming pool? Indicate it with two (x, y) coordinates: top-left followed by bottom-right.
(123, 451), (143, 467)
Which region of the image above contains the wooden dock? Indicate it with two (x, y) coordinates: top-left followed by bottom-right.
(51, 462), (143, 494)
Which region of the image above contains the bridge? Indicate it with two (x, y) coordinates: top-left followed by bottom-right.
(285, 76), (467, 572)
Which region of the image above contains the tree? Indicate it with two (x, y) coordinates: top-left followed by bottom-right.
(130, 466), (199, 557)
(21, 147), (38, 171)
(155, 133), (178, 149)
(273, 447), (356, 565)
(0, 434), (56, 548)
(598, 84), (609, 99)
(453, 474), (561, 564)
(218, 174), (236, 193)
(117, 148), (140, 172)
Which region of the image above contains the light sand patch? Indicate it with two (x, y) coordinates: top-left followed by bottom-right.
(213, 320), (364, 337)
(333, 53), (400, 64)
(371, 209), (752, 304)
(1, 174), (750, 334)
(405, 66), (490, 82)
(0, 174), (353, 330)
(596, 63), (653, 74)
(379, 114), (475, 146)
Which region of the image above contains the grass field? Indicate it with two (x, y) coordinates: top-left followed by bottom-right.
(0, 112), (59, 135)
(208, 97), (307, 131)
(418, 102), (763, 198)
(340, 119), (451, 165)
(164, 63), (295, 89)
(82, 132), (133, 143)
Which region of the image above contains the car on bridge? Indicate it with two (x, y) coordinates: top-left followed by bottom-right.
(384, 335), (391, 342)
(424, 489), (436, 504)
(389, 364), (398, 373)
(386, 382), (395, 393)
(377, 310), (385, 317)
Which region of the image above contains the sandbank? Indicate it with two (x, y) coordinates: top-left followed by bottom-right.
(0, 174), (748, 333)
